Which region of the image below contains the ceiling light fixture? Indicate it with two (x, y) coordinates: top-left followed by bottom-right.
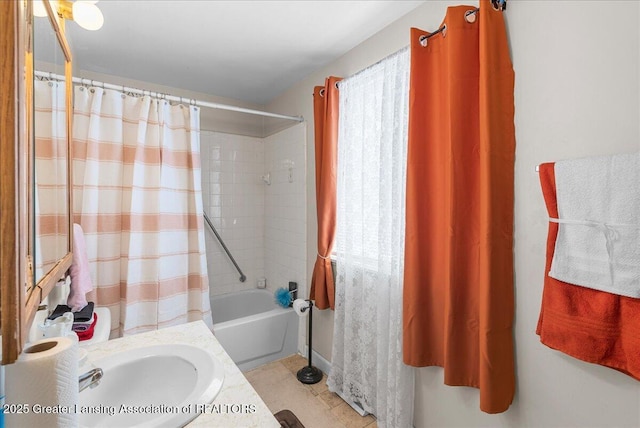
(34, 0), (104, 31)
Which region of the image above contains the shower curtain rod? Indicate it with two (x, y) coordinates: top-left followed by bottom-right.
(34, 70), (304, 123)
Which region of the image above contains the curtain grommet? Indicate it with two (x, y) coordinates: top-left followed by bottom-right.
(464, 10), (477, 23)
(442, 24), (447, 38)
(491, 0), (507, 11)
(419, 35), (428, 47)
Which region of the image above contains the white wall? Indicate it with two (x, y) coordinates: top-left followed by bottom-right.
(267, 1), (640, 427)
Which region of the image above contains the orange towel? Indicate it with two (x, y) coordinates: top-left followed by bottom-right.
(537, 163), (640, 379)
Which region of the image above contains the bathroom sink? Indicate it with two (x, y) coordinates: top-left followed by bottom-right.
(79, 344), (224, 428)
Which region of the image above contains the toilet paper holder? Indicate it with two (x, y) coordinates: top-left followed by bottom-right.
(294, 298), (323, 385)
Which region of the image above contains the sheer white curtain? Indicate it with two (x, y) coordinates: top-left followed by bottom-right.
(73, 86), (212, 337)
(327, 47), (414, 428)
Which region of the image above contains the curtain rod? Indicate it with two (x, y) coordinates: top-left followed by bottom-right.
(34, 70), (304, 123)
(332, 1), (508, 93)
(336, 46), (409, 91)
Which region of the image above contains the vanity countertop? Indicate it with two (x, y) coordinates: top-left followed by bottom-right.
(82, 320), (280, 428)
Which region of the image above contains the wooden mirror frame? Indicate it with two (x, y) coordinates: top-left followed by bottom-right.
(1, 0), (73, 365)
(1, 0), (28, 366)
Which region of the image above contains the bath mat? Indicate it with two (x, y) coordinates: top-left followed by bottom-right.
(274, 409), (306, 428)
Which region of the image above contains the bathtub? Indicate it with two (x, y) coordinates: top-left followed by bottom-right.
(211, 289), (298, 371)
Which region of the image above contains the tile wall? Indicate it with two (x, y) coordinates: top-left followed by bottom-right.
(200, 123), (306, 305)
(200, 130), (266, 296)
(263, 123), (307, 298)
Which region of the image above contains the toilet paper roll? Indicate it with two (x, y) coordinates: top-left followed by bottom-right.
(293, 299), (310, 317)
(6, 336), (78, 427)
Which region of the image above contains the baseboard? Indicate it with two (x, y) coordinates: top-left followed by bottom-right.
(300, 345), (369, 417)
(301, 345), (331, 376)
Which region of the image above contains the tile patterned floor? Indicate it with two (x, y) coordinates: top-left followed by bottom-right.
(245, 354), (377, 428)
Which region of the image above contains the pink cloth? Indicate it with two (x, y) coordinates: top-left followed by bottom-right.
(67, 223), (94, 311)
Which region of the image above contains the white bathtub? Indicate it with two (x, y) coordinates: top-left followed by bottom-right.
(211, 289), (298, 371)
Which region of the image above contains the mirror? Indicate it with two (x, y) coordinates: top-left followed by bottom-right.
(24, 0), (74, 328)
(33, 2), (70, 286)
(1, 0), (73, 365)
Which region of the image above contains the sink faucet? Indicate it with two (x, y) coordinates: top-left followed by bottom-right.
(79, 368), (103, 392)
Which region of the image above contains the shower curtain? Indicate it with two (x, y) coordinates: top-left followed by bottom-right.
(402, 1), (516, 413)
(72, 86), (212, 337)
(328, 47), (414, 428)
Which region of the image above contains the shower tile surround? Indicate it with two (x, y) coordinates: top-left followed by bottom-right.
(264, 125), (307, 301)
(201, 131), (266, 296)
(200, 124), (307, 305)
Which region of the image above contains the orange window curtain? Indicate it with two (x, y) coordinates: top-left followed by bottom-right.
(403, 1), (515, 414)
(310, 77), (341, 310)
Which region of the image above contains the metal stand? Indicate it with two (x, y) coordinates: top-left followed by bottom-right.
(296, 300), (323, 384)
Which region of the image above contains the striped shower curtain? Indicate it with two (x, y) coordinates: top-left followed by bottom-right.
(72, 86), (212, 337)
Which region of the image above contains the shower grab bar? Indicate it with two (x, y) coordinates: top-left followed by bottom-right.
(203, 211), (247, 283)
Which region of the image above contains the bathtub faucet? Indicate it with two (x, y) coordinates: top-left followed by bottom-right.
(289, 282), (298, 305)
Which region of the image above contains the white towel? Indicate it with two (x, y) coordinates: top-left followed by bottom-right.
(549, 152), (640, 297)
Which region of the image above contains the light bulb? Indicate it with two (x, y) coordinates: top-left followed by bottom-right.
(72, 0), (104, 31)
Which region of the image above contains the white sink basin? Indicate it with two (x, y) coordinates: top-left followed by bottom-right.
(79, 344), (224, 428)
